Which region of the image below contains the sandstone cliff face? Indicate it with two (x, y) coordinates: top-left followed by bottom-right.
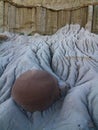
(5, 0), (98, 10)
(0, 1), (3, 32)
(0, 0), (98, 34)
(93, 5), (98, 33)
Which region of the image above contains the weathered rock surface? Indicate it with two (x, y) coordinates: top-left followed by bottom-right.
(0, 24), (98, 130)
(0, 0), (98, 34)
(0, 1), (3, 32)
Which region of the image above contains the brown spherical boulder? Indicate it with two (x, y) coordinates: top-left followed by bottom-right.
(11, 70), (60, 112)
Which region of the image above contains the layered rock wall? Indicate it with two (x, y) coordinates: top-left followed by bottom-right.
(0, 1), (3, 32)
(0, 0), (98, 34)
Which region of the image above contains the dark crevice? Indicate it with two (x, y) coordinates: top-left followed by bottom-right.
(86, 88), (97, 129)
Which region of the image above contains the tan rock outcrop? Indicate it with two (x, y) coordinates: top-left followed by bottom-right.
(3, 0), (98, 10)
(0, 1), (3, 32)
(0, 0), (98, 34)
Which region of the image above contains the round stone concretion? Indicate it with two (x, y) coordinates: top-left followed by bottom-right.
(11, 70), (60, 112)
